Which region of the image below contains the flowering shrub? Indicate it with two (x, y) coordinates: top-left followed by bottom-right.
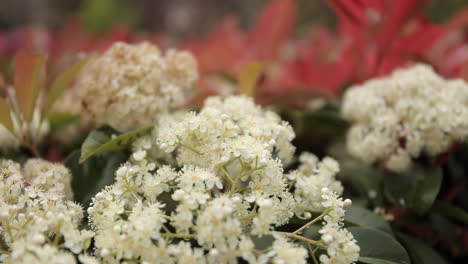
(1, 0), (468, 263)
(1, 93), (360, 263)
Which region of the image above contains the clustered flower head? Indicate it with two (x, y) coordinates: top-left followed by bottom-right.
(85, 95), (359, 263)
(0, 159), (93, 264)
(343, 64), (468, 172)
(75, 41), (198, 132)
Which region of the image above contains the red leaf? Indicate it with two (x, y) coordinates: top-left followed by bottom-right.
(184, 17), (247, 74)
(376, 0), (429, 50)
(249, 0), (297, 60)
(14, 54), (48, 121)
(446, 8), (468, 31)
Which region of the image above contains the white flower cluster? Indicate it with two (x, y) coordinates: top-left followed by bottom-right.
(343, 64), (468, 172)
(319, 188), (360, 264)
(76, 42), (198, 132)
(287, 152), (344, 218)
(23, 158), (74, 200)
(157, 95), (296, 166)
(86, 95), (359, 263)
(0, 159), (94, 264)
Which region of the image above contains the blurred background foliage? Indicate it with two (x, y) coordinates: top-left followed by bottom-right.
(0, 0), (466, 36)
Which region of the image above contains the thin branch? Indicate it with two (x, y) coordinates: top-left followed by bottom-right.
(293, 207), (332, 235)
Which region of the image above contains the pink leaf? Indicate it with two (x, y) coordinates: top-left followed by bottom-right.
(249, 0), (297, 60)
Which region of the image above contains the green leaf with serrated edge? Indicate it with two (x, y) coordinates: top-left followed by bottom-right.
(344, 206), (392, 234)
(47, 112), (80, 134)
(14, 55), (47, 122)
(384, 165), (442, 214)
(0, 97), (13, 132)
(79, 125), (153, 163)
(396, 233), (448, 264)
(65, 150), (127, 208)
(349, 227), (410, 264)
(44, 56), (92, 116)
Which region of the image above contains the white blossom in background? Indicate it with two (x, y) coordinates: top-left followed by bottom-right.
(0, 159), (93, 264)
(343, 64), (468, 172)
(75, 42), (198, 132)
(85, 95), (358, 263)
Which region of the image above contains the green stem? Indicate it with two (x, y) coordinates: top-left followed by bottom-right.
(276, 232), (327, 248)
(293, 207), (332, 235)
(228, 174), (242, 196)
(161, 233), (197, 239)
(5, 224), (14, 244)
(309, 243), (319, 264)
(240, 204), (258, 223)
(162, 215), (173, 221)
(218, 166), (235, 185)
(178, 141), (203, 156)
(161, 224), (172, 234)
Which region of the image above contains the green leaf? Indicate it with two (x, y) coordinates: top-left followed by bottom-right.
(79, 125), (153, 163)
(80, 0), (139, 32)
(432, 201), (468, 224)
(342, 160), (383, 205)
(344, 205), (392, 234)
(44, 56), (92, 116)
(430, 213), (461, 245)
(65, 149), (128, 208)
(0, 97), (13, 132)
(14, 54), (48, 122)
(349, 227), (410, 264)
(396, 233), (447, 264)
(303, 104), (349, 139)
(384, 165), (443, 214)
(47, 112), (80, 134)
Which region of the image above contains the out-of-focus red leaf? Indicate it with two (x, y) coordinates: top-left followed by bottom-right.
(391, 19), (443, 55)
(376, 0), (429, 50)
(50, 17), (136, 65)
(327, 0), (368, 28)
(249, 0), (297, 60)
(429, 8), (468, 80)
(14, 54), (48, 121)
(184, 17), (248, 74)
(446, 8), (468, 31)
(7, 27), (51, 56)
(0, 34), (7, 57)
